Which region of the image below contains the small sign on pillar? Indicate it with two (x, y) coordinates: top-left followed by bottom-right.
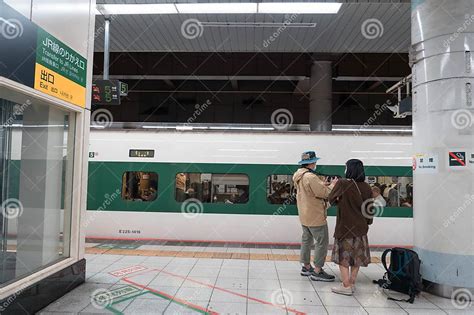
(448, 151), (466, 167)
(413, 153), (438, 173)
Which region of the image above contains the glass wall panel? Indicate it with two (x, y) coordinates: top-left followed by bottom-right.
(0, 95), (74, 287)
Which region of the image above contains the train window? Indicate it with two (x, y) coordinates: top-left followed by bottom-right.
(122, 172), (158, 201)
(175, 173), (249, 204)
(367, 176), (413, 207)
(266, 175), (296, 205)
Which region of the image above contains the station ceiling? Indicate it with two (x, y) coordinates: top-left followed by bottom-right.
(94, 0), (410, 53)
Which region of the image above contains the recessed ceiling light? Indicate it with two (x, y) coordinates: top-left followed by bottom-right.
(258, 2), (342, 14)
(95, 2), (342, 15)
(201, 22), (317, 28)
(176, 3), (258, 14)
(96, 4), (178, 15)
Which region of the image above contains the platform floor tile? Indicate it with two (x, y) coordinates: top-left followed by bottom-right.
(39, 244), (473, 315)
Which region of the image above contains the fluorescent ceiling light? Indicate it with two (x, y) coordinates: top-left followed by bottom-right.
(351, 150), (405, 153)
(96, 4), (178, 15)
(202, 22), (316, 28)
(141, 125), (173, 129)
(177, 3), (257, 14)
(176, 126), (193, 131)
(376, 142), (413, 145)
(258, 2), (342, 14)
(96, 2), (341, 15)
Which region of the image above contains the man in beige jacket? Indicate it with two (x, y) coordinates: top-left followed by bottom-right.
(293, 151), (337, 281)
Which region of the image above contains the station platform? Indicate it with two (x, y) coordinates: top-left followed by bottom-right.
(38, 241), (472, 315)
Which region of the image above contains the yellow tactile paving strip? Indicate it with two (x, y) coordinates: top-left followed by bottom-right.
(85, 247), (382, 263)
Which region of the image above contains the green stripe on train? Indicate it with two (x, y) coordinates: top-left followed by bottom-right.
(87, 162), (413, 218)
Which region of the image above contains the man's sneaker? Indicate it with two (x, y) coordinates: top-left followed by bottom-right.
(309, 269), (336, 282)
(300, 265), (315, 276)
(331, 283), (353, 296)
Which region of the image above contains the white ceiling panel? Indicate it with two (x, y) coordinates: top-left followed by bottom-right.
(94, 0), (410, 53)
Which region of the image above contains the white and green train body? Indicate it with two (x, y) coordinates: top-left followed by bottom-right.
(86, 130), (413, 246)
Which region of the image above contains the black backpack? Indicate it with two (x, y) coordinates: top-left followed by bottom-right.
(373, 247), (423, 303)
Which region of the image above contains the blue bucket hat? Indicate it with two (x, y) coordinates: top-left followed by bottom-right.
(298, 151), (321, 165)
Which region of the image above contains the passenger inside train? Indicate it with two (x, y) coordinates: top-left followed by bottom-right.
(267, 176), (296, 205)
(175, 173), (250, 204)
(122, 171), (158, 201)
(371, 186), (387, 207)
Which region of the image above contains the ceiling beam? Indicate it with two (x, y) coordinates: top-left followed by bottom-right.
(93, 75), (405, 82)
(367, 81), (383, 91)
(163, 79), (175, 89)
(334, 76), (404, 82)
(93, 75), (309, 81)
(231, 80), (239, 90)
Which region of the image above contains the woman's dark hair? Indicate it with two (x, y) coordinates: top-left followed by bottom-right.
(345, 159), (365, 182)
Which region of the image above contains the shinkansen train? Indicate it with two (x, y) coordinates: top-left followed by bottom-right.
(85, 128), (413, 246)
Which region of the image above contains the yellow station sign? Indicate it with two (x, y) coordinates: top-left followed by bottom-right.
(34, 63), (86, 108)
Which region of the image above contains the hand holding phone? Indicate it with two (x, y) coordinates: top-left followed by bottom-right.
(329, 177), (338, 189)
(324, 176), (331, 185)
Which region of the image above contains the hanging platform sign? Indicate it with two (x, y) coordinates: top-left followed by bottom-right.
(92, 80), (121, 105)
(0, 2), (87, 108)
(120, 81), (128, 96)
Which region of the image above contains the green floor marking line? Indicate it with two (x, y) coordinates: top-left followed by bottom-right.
(95, 243), (116, 249)
(99, 286), (150, 315)
(95, 243), (141, 250)
(92, 284), (143, 315)
(101, 290), (151, 315)
(104, 291), (215, 315)
(106, 283), (212, 314)
(110, 291), (150, 305)
(105, 305), (123, 315)
(113, 244), (141, 250)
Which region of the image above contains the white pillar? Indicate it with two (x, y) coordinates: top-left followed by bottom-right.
(412, 0), (474, 298)
(15, 104), (65, 276)
(309, 61), (333, 131)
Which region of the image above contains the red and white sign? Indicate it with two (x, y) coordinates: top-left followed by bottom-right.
(448, 151), (466, 167)
(109, 265), (148, 277)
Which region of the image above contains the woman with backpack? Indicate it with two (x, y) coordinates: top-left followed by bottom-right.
(328, 159), (373, 296)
